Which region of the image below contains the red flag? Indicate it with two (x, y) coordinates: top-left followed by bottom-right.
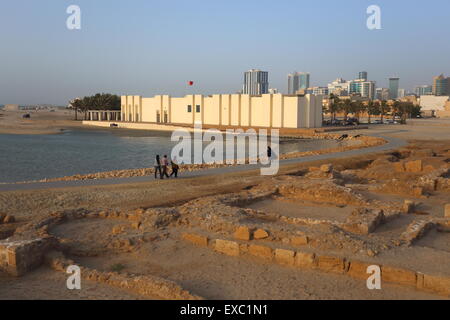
(188, 81), (194, 86)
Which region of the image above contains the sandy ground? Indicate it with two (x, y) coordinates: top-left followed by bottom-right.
(0, 109), (84, 135)
(1, 119), (450, 300)
(71, 237), (444, 300)
(0, 267), (147, 300)
(344, 118), (450, 140)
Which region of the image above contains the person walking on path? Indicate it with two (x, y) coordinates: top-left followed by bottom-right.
(161, 155), (170, 178)
(170, 157), (179, 178)
(154, 155), (163, 179)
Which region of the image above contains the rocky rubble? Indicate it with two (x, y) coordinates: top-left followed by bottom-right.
(278, 179), (368, 206)
(45, 251), (203, 300)
(341, 208), (385, 235)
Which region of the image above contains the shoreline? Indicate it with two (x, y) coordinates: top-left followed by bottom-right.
(2, 133), (385, 185)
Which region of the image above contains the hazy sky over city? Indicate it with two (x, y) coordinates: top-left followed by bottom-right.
(1, 0), (450, 105)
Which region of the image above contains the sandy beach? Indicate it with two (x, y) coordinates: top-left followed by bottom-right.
(0, 109), (86, 135)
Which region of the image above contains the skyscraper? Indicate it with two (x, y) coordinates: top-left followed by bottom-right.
(415, 85), (432, 96)
(376, 88), (390, 100)
(299, 72), (310, 91)
(349, 79), (376, 100)
(433, 74), (450, 96)
(242, 69), (269, 95)
(287, 72), (310, 94)
(389, 78), (400, 100)
(358, 71), (368, 81)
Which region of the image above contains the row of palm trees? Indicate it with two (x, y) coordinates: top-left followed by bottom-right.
(326, 94), (420, 124)
(68, 93), (121, 120)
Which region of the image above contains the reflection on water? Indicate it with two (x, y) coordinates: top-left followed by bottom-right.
(0, 128), (342, 183)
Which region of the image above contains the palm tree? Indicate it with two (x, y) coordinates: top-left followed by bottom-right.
(328, 94), (341, 121)
(366, 100), (375, 124)
(371, 101), (381, 123)
(398, 101), (414, 124)
(379, 100), (389, 123)
(68, 98), (83, 121)
(68, 93), (121, 120)
(349, 101), (362, 122)
(341, 99), (352, 122)
(391, 101), (401, 122)
(80, 96), (93, 119)
(89, 93), (120, 110)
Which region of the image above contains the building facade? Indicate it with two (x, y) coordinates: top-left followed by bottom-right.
(419, 95), (450, 113)
(358, 71), (368, 81)
(328, 78), (350, 96)
(437, 101), (450, 118)
(397, 89), (406, 99)
(433, 74), (450, 96)
(306, 87), (329, 96)
(242, 69), (269, 95)
(349, 79), (376, 100)
(3, 104), (20, 111)
(287, 72), (310, 94)
(120, 93), (323, 129)
(328, 75), (374, 99)
(376, 88), (390, 100)
(389, 77), (400, 99)
(415, 85), (432, 96)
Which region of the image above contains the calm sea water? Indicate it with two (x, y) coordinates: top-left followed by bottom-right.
(0, 128), (341, 183)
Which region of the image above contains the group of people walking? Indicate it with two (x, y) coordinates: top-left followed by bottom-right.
(154, 155), (179, 179)
(153, 146), (273, 180)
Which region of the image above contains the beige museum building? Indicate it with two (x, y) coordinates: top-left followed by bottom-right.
(118, 93), (323, 129)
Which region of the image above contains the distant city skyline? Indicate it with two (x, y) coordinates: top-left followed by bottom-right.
(1, 0), (450, 105)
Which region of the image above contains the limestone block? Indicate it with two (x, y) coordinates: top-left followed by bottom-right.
(291, 235), (309, 246)
(234, 226), (251, 241)
(253, 229), (269, 240)
(248, 244), (273, 260)
(423, 274), (450, 296)
(182, 233), (209, 247)
(317, 255), (346, 274)
(382, 266), (417, 286)
(274, 249), (295, 266)
(295, 251), (316, 269)
(214, 239), (239, 257)
(0, 238), (54, 276)
(347, 260), (374, 279)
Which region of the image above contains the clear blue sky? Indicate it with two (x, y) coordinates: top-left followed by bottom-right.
(1, 0), (449, 105)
